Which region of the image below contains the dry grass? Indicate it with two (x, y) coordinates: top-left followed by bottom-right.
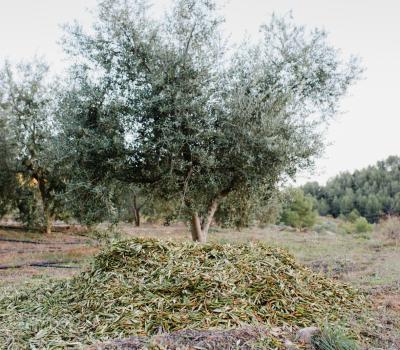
(375, 216), (400, 242)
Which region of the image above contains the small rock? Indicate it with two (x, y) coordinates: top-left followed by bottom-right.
(295, 327), (320, 344)
(284, 339), (298, 349)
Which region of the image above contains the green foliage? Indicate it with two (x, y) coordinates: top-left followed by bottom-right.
(116, 185), (147, 224)
(353, 217), (373, 233)
(280, 188), (317, 229)
(311, 325), (359, 350)
(63, 180), (123, 225)
(336, 215), (372, 235)
(55, 65), (129, 225)
(59, 0), (360, 238)
(215, 185), (281, 229)
(0, 59), (67, 231)
(14, 185), (43, 228)
(338, 222), (354, 235)
(347, 209), (360, 223)
(0, 115), (17, 218)
(303, 156), (400, 222)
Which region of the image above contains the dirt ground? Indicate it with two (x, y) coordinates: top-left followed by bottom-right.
(0, 226), (98, 289)
(0, 220), (399, 348)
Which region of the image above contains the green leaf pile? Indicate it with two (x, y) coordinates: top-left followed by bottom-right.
(0, 238), (366, 349)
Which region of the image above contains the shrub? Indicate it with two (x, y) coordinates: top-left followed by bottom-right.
(347, 209), (360, 223)
(311, 325), (359, 350)
(339, 221), (355, 235)
(338, 216), (372, 234)
(314, 220), (339, 234)
(280, 189), (317, 229)
(354, 217), (373, 233)
(377, 216), (400, 241)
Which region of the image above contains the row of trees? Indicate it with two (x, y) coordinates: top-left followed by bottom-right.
(0, 0), (360, 241)
(303, 156), (400, 222)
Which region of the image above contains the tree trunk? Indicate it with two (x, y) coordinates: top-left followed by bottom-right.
(202, 199), (219, 238)
(43, 210), (52, 234)
(133, 207), (140, 227)
(190, 199), (220, 243)
(133, 195), (141, 227)
(191, 213), (207, 243)
(38, 178), (52, 234)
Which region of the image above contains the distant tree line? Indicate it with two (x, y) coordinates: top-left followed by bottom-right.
(303, 156), (400, 222)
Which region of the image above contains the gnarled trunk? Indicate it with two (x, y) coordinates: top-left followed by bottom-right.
(190, 198), (220, 243)
(191, 212), (207, 242)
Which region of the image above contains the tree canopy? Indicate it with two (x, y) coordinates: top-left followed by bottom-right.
(58, 0), (361, 241)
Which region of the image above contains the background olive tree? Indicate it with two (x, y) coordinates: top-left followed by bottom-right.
(0, 59), (66, 233)
(60, 0), (361, 242)
(0, 107), (18, 218)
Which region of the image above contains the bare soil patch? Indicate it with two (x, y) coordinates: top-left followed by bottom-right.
(0, 226), (98, 287)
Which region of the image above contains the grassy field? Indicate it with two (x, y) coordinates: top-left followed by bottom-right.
(0, 218), (399, 348)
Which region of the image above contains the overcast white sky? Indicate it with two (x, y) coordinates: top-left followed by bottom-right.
(1, 0), (399, 185)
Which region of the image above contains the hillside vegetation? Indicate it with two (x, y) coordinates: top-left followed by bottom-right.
(303, 155), (400, 222)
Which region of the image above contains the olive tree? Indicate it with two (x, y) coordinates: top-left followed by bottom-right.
(62, 0), (361, 242)
(55, 64), (132, 225)
(0, 110), (18, 218)
(0, 60), (66, 233)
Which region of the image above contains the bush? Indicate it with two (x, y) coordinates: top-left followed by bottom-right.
(347, 209), (360, 223)
(311, 325), (359, 350)
(314, 220), (340, 234)
(354, 217), (373, 233)
(337, 216), (372, 235)
(339, 221), (354, 235)
(377, 216), (400, 241)
(280, 189), (317, 229)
